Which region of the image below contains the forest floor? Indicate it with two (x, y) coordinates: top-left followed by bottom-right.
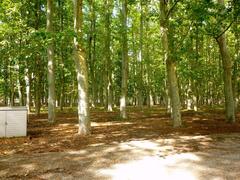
(1, 106), (240, 179)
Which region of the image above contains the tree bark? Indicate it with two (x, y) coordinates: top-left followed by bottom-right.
(88, 0), (97, 107)
(137, 0), (144, 109)
(216, 0), (235, 123)
(160, 0), (182, 127)
(104, 0), (113, 111)
(34, 0), (41, 115)
(25, 68), (31, 113)
(120, 0), (128, 119)
(47, 0), (56, 123)
(73, 0), (91, 135)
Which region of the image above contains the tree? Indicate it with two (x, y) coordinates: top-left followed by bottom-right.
(120, 0), (128, 119)
(137, 0), (144, 109)
(104, 0), (113, 111)
(73, 0), (91, 135)
(47, 0), (56, 123)
(216, 0), (235, 123)
(0, 0), (239, 128)
(160, 0), (182, 127)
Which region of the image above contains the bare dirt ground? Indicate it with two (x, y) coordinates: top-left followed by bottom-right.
(1, 107), (240, 179)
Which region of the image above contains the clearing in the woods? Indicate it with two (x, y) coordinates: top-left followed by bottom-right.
(1, 107), (240, 179)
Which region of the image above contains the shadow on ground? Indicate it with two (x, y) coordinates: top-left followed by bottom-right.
(1, 133), (240, 179)
(1, 107), (240, 179)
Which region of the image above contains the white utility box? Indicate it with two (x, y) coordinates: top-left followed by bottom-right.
(0, 107), (27, 137)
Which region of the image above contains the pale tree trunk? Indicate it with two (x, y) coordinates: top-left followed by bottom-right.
(73, 0), (90, 135)
(120, 0), (128, 119)
(47, 0), (56, 123)
(216, 0), (235, 123)
(160, 0), (182, 127)
(137, 0), (144, 109)
(17, 79), (22, 106)
(16, 64), (23, 106)
(145, 13), (153, 108)
(188, 33), (198, 111)
(186, 81), (192, 110)
(25, 68), (31, 113)
(104, 0), (113, 111)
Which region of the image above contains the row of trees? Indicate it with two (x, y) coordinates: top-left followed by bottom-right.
(0, 0), (239, 134)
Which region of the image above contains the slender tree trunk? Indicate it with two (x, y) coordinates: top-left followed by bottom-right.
(58, 0), (65, 111)
(34, 61), (41, 115)
(192, 27), (199, 111)
(104, 0), (113, 111)
(88, 0), (97, 107)
(3, 56), (9, 105)
(18, 36), (24, 106)
(34, 0), (41, 115)
(73, 0), (90, 135)
(120, 0), (128, 119)
(9, 68), (14, 106)
(137, 0), (144, 109)
(47, 0), (56, 122)
(25, 68), (31, 113)
(216, 0), (235, 123)
(17, 78), (22, 106)
(131, 23), (138, 107)
(92, 23), (97, 105)
(160, 0), (182, 127)
(145, 14), (153, 108)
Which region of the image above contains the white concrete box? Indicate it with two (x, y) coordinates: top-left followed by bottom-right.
(0, 107), (27, 137)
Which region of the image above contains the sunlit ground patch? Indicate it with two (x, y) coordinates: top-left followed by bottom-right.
(99, 153), (200, 180)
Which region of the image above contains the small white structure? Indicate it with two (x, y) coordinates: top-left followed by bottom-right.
(0, 107), (27, 137)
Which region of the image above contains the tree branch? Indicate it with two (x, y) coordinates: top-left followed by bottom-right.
(215, 19), (235, 40)
(166, 0), (181, 19)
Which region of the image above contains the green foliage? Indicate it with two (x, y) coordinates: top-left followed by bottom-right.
(0, 0), (239, 108)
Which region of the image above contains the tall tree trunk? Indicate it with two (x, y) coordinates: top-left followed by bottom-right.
(216, 0), (235, 123)
(120, 0), (128, 119)
(88, 0), (97, 107)
(137, 0), (144, 109)
(58, 0), (65, 111)
(160, 0), (182, 127)
(34, 0), (41, 115)
(233, 16), (239, 110)
(47, 0), (56, 122)
(73, 0), (90, 135)
(145, 13), (153, 108)
(18, 36), (24, 106)
(217, 35), (235, 123)
(104, 0), (113, 111)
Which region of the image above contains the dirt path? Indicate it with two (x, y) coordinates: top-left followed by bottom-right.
(1, 108), (240, 179)
(1, 133), (240, 179)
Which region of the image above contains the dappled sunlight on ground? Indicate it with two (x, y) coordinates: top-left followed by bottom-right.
(99, 154), (199, 180)
(1, 135), (240, 179)
(1, 107), (240, 179)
